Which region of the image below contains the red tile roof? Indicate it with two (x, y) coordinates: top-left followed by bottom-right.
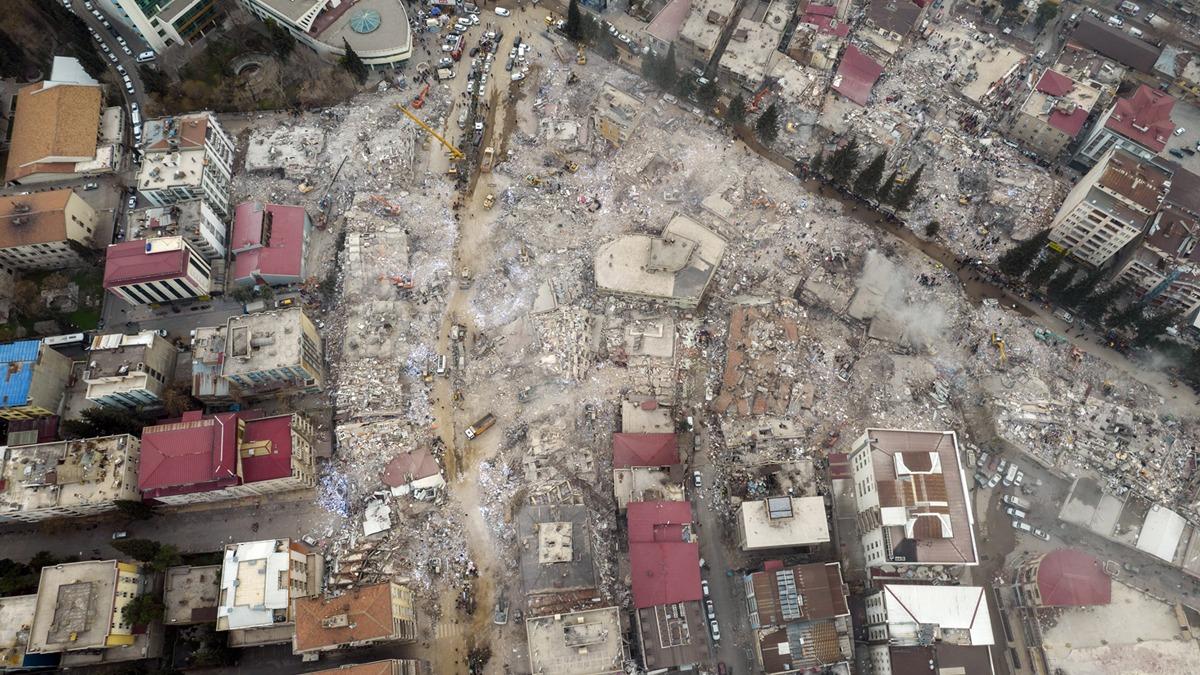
(833, 45), (884, 106)
(612, 433), (678, 468)
(1035, 549), (1112, 607)
(231, 201), (307, 284)
(629, 541), (703, 609)
(382, 448), (442, 486)
(627, 500), (693, 542)
(1036, 69), (1074, 97)
(138, 411), (240, 498)
(238, 414), (296, 484)
(103, 239), (189, 288)
(1105, 84), (1176, 153)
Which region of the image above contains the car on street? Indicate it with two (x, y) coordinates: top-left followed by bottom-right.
(1054, 308), (1074, 324)
(693, 470), (701, 488)
(705, 599), (715, 619)
(709, 620), (720, 641)
(1012, 519), (1033, 533)
(1004, 506), (1028, 519)
(495, 7), (510, 16)
(702, 580), (710, 597)
(83, 182), (99, 190)
(511, 72), (525, 81)
(112, 531), (128, 539)
(1032, 527), (1051, 541)
(126, 195), (137, 210)
(136, 50), (156, 63)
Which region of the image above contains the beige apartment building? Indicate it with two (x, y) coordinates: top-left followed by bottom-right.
(1049, 148), (1170, 267)
(221, 308), (326, 396)
(292, 582), (417, 655)
(26, 561), (151, 660)
(0, 435), (141, 523)
(0, 189), (99, 271)
(217, 539), (323, 647)
(84, 332), (178, 409)
(593, 84), (644, 147)
(677, 0), (737, 70)
(0, 339), (73, 420)
(1009, 68), (1103, 161)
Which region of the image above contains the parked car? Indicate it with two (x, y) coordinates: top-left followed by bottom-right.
(1004, 506), (1028, 519)
(1012, 519), (1033, 533)
(1002, 494), (1031, 510)
(1032, 527), (1051, 541)
(702, 580), (710, 597)
(112, 531), (128, 540)
(494, 7), (510, 16)
(705, 599), (715, 619)
(1054, 308), (1074, 324)
(126, 195), (136, 210)
(709, 620), (720, 641)
(136, 50), (156, 63)
(82, 182), (99, 190)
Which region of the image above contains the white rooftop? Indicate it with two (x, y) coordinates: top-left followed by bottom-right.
(880, 584), (994, 647)
(1136, 505), (1186, 562)
(739, 496), (830, 549)
(218, 540), (293, 631)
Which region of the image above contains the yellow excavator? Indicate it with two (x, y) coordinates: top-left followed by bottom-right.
(991, 332), (1007, 368)
(551, 149), (578, 173)
(394, 103), (465, 167)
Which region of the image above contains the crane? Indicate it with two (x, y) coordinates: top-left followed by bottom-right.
(394, 103), (465, 161)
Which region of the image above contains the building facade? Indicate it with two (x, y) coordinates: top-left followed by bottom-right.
(127, 199), (228, 260)
(104, 236), (213, 306)
(137, 113), (234, 219)
(292, 582), (417, 654)
(0, 340), (72, 420)
(1049, 149), (1170, 267)
(236, 0), (413, 67)
(1115, 166), (1200, 315)
(0, 435), (140, 523)
(217, 539), (323, 647)
(98, 0), (221, 52)
(0, 189), (99, 271)
(221, 308), (326, 396)
(84, 332), (178, 409)
(864, 584), (995, 675)
(744, 561), (853, 673)
(1009, 68), (1103, 161)
(1013, 548), (1112, 608)
(1076, 85), (1176, 167)
(593, 84), (644, 147)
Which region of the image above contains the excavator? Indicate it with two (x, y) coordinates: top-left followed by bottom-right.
(551, 149), (578, 173)
(394, 103), (465, 175)
(990, 332), (1007, 368)
(370, 195), (402, 216)
(380, 274), (414, 290)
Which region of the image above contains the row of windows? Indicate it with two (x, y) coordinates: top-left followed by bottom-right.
(120, 276), (200, 305)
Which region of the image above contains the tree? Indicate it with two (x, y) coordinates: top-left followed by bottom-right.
(696, 78), (719, 107)
(139, 65), (169, 97)
(340, 39), (368, 84)
(655, 43), (678, 91)
(122, 593), (164, 626)
(825, 137), (861, 185)
(1035, 1), (1060, 29)
(726, 93), (746, 126)
(877, 170), (898, 203)
(809, 151), (825, 176)
(12, 279), (42, 317)
(1045, 267), (1077, 301)
(112, 538), (163, 562)
(997, 229), (1050, 278)
(675, 76), (696, 101)
(756, 103), (780, 143)
(1132, 309), (1181, 347)
(889, 165), (924, 212)
(853, 152), (888, 200)
(565, 0), (584, 42)
(61, 407), (153, 439)
(1026, 250), (1066, 288)
(114, 500), (157, 520)
(42, 272), (69, 290)
(264, 18), (294, 58)
(925, 221), (941, 238)
(1001, 0), (1022, 13)
(1059, 268), (1104, 308)
(1078, 283), (1126, 324)
(641, 50), (658, 82)
(150, 544), (182, 572)
(1107, 302), (1144, 330)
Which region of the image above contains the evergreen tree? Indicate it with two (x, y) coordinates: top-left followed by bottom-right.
(1132, 309), (1181, 347)
(1046, 267), (1077, 301)
(889, 165), (924, 212)
(61, 407), (154, 439)
(696, 78), (719, 107)
(1078, 283), (1126, 324)
(264, 18), (294, 58)
(1059, 268), (1104, 308)
(565, 0), (584, 42)
(641, 50), (658, 82)
(997, 229), (1050, 277)
(853, 152), (888, 200)
(122, 594), (164, 626)
(1034, 1), (1059, 29)
(1107, 301), (1143, 330)
(1026, 250), (1065, 288)
(340, 39), (368, 84)
(809, 151), (825, 176)
(114, 500), (157, 520)
(825, 137), (861, 185)
(676, 76), (696, 100)
(756, 103), (780, 143)
(656, 43), (678, 91)
(112, 538), (163, 562)
(726, 93), (746, 126)
(877, 170), (898, 203)
(925, 221), (940, 237)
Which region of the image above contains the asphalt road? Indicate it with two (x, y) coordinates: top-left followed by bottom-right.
(66, 0), (150, 114)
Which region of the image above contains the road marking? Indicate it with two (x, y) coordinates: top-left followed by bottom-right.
(435, 622), (463, 639)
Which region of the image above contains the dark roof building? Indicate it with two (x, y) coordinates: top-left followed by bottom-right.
(1070, 16), (1162, 74)
(627, 500), (702, 609)
(231, 201), (310, 288)
(746, 561), (853, 674)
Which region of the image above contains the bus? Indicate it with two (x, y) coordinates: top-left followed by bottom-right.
(42, 333), (86, 347)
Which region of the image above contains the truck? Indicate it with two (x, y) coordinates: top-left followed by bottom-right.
(464, 413), (496, 439)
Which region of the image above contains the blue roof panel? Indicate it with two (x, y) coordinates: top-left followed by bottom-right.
(0, 340), (42, 408)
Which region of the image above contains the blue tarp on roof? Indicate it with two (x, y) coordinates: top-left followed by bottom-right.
(0, 340), (42, 408)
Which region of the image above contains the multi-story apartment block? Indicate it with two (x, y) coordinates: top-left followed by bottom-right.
(189, 325), (233, 403)
(0, 189), (99, 271)
(1009, 68), (1103, 161)
(137, 113), (234, 218)
(103, 236), (213, 306)
(127, 199), (227, 260)
(138, 410), (316, 506)
(592, 84), (644, 147)
(26, 561), (151, 660)
(231, 201), (310, 287)
(846, 429), (979, 570)
(1076, 85), (1176, 167)
(677, 0), (736, 70)
(1116, 165), (1200, 315)
(221, 308), (326, 396)
(84, 332), (178, 409)
(96, 0), (221, 52)
(291, 582), (417, 655)
(0, 340), (72, 420)
(864, 584), (995, 675)
(744, 561), (853, 674)
(236, 0), (413, 67)
(217, 539), (323, 647)
(0, 435), (140, 523)
(1049, 148), (1170, 267)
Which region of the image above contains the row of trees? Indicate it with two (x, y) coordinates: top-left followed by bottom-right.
(998, 230), (1180, 347)
(809, 141), (924, 213)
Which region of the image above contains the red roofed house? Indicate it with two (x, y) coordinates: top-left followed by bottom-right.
(613, 433), (678, 468)
(612, 433), (683, 511)
(832, 45), (884, 106)
(627, 500), (708, 670)
(231, 201), (310, 288)
(1010, 68), (1104, 161)
(104, 236), (213, 306)
(139, 410), (316, 506)
(1077, 84), (1176, 166)
(1014, 548), (1112, 607)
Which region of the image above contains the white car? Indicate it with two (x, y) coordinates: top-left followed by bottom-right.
(693, 470), (701, 488)
(1176, 127), (1187, 136)
(702, 580), (710, 597)
(709, 620), (720, 642)
(135, 51), (156, 63)
(494, 7), (510, 16)
(511, 72), (525, 81)
(705, 599), (715, 619)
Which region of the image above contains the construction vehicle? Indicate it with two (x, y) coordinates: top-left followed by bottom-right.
(412, 83), (430, 109)
(371, 195), (402, 216)
(552, 150), (578, 173)
(483, 193), (495, 209)
(464, 413), (496, 439)
(297, 182), (315, 194)
(748, 82), (772, 113)
(991, 332), (1007, 368)
(576, 47), (587, 65)
(394, 103), (465, 161)
(380, 274), (414, 289)
(481, 146), (495, 172)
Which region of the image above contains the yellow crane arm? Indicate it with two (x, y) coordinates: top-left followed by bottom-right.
(395, 103), (465, 160)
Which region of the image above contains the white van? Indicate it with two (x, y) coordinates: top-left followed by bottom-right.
(1128, 26), (1144, 37)
(135, 50), (155, 63)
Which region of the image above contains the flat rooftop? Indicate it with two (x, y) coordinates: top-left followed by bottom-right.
(594, 214), (726, 307)
(85, 331), (160, 378)
(164, 565), (221, 625)
(526, 607), (626, 675)
(680, 0), (736, 52)
(517, 504), (596, 594)
(311, 0), (412, 56)
(0, 594), (36, 669)
(636, 601), (707, 670)
(739, 496), (830, 549)
(720, 11), (786, 84)
(217, 539), (294, 631)
(221, 308), (312, 379)
(28, 561), (121, 653)
(0, 435), (138, 520)
(137, 146), (205, 192)
(126, 199), (210, 243)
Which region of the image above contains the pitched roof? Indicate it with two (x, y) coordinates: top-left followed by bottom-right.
(103, 238), (190, 288)
(1070, 16), (1162, 73)
(231, 201), (307, 284)
(1036, 69), (1075, 97)
(4, 82), (102, 182)
(292, 583), (401, 653)
(748, 562), (848, 627)
(1035, 548), (1112, 606)
(833, 45), (884, 106)
(612, 433), (678, 468)
(865, 0), (923, 35)
(1105, 84), (1176, 152)
(629, 541), (703, 608)
(138, 411), (240, 498)
(382, 448), (442, 486)
(0, 189), (75, 250)
(238, 414), (296, 484)
(627, 500), (694, 542)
